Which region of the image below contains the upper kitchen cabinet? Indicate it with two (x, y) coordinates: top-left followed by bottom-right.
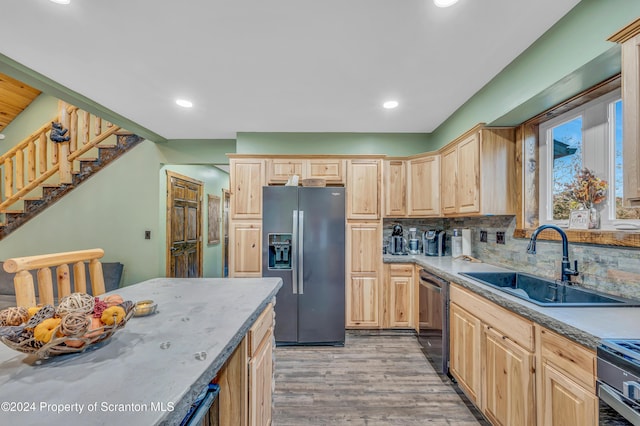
(439, 124), (516, 216)
(229, 157), (266, 219)
(266, 157), (346, 185)
(407, 154), (440, 217)
(383, 159), (407, 217)
(609, 18), (640, 207)
(347, 159), (382, 220)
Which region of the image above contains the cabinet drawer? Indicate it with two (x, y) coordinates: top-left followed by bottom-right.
(538, 326), (596, 391)
(450, 283), (534, 351)
(389, 264), (413, 276)
(249, 303), (274, 356)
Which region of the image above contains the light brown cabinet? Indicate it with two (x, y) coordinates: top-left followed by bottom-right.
(266, 158), (346, 184)
(308, 158), (345, 183)
(536, 326), (597, 426)
(230, 222), (262, 277)
(346, 221), (381, 328)
(450, 283), (535, 424)
(347, 159), (381, 220)
(610, 19), (640, 206)
(383, 160), (407, 217)
(266, 159), (305, 184)
(230, 158), (265, 219)
(439, 125), (516, 216)
(407, 154), (440, 217)
(449, 301), (482, 405)
(383, 263), (414, 329)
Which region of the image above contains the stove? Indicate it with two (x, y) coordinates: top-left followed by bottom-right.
(598, 339), (640, 425)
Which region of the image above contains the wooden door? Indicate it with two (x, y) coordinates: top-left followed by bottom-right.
(408, 155), (440, 216)
(440, 147), (457, 214)
(541, 363), (597, 426)
(347, 159), (381, 219)
(249, 332), (273, 426)
(483, 326), (535, 426)
(222, 189), (230, 277)
(230, 222), (262, 277)
(384, 160), (407, 217)
(449, 302), (482, 405)
(166, 171), (203, 278)
(457, 132), (481, 213)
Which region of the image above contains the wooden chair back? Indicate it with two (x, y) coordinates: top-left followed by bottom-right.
(3, 248), (106, 307)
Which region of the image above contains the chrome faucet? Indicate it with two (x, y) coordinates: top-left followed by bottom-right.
(526, 224), (579, 283)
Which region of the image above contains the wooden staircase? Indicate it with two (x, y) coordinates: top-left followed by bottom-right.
(0, 102), (143, 240)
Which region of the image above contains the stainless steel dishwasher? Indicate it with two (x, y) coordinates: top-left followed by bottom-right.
(417, 268), (449, 375)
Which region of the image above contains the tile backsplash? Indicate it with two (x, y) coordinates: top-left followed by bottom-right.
(383, 216), (640, 300)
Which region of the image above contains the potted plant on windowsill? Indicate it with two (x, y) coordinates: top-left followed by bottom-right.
(566, 168), (608, 229)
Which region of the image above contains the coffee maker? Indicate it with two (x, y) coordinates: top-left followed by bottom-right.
(407, 228), (421, 254)
(389, 224), (407, 255)
(423, 230), (446, 256)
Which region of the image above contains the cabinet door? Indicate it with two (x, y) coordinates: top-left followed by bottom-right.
(307, 159), (345, 183)
(218, 337), (248, 426)
(541, 362), (597, 426)
(387, 274), (413, 328)
(449, 302), (482, 404)
(231, 159), (265, 219)
(621, 32), (640, 206)
(457, 132), (480, 214)
(384, 160), (407, 217)
(347, 160), (381, 219)
(267, 159), (306, 184)
(408, 155), (440, 217)
(483, 326), (535, 426)
(347, 276), (380, 327)
(249, 332), (273, 426)
(440, 147), (457, 214)
(347, 222), (380, 274)
(230, 222), (262, 277)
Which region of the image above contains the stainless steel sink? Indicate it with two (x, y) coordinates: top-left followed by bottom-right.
(459, 271), (640, 307)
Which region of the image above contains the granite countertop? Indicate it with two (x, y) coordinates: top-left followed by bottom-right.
(0, 277), (282, 426)
(384, 254), (640, 350)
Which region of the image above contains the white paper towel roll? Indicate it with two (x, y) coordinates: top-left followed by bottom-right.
(462, 229), (471, 256)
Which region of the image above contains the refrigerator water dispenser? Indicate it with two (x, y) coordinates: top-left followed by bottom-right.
(268, 234), (292, 269)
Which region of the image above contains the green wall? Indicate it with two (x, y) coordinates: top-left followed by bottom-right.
(0, 94), (58, 155)
(237, 132), (431, 156)
(159, 164), (229, 278)
(428, 0), (640, 149)
(158, 139), (236, 165)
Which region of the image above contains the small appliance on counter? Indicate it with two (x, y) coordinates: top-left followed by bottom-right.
(389, 224), (407, 255)
(423, 230), (446, 256)
(407, 228), (421, 255)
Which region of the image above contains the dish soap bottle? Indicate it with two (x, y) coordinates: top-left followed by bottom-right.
(451, 228), (463, 258)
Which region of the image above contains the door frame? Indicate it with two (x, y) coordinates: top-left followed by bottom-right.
(165, 170), (204, 277)
(221, 188), (230, 277)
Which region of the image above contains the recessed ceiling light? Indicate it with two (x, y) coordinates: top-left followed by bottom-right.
(50, 0), (71, 4)
(176, 99), (193, 108)
(434, 0), (458, 7)
(383, 100), (399, 109)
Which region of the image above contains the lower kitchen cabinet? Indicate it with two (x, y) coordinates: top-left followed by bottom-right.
(383, 263), (414, 329)
(230, 222), (262, 277)
(347, 276), (380, 327)
(483, 325), (535, 426)
(536, 326), (597, 426)
(346, 221), (381, 328)
(449, 302), (482, 405)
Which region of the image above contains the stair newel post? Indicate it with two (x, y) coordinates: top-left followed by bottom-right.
(36, 267), (54, 306)
(73, 261), (87, 294)
(4, 158), (13, 198)
(56, 264), (71, 299)
(14, 270), (36, 308)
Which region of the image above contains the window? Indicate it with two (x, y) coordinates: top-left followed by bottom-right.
(539, 89), (640, 229)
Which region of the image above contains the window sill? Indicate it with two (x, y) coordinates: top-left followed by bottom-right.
(513, 228), (640, 248)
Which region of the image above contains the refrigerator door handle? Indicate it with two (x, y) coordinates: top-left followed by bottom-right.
(298, 210), (304, 295)
(292, 210), (298, 294)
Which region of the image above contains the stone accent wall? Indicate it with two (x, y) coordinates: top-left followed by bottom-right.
(383, 216), (640, 300)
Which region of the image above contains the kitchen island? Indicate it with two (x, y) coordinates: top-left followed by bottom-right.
(0, 277), (282, 425)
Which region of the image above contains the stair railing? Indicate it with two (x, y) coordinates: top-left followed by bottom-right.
(0, 101), (121, 211)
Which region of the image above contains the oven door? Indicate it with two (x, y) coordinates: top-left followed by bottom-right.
(417, 269), (449, 375)
(599, 381), (640, 425)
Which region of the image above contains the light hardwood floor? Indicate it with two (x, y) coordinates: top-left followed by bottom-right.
(273, 332), (482, 425)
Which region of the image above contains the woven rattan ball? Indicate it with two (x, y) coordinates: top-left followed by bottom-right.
(24, 304), (55, 329)
(60, 312), (90, 337)
(56, 293), (95, 317)
(0, 307), (29, 326)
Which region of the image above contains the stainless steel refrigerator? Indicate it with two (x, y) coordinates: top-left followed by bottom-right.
(262, 186), (345, 345)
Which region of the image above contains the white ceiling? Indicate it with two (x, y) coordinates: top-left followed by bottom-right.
(1, 0), (580, 140)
